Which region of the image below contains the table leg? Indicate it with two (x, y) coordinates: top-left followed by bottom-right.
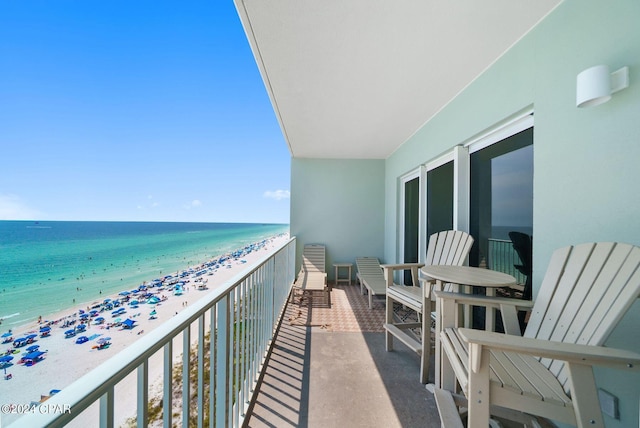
(485, 288), (495, 331)
(463, 285), (472, 329)
(435, 279), (458, 390)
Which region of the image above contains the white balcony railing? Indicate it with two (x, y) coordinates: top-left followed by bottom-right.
(487, 238), (526, 285)
(10, 237), (296, 428)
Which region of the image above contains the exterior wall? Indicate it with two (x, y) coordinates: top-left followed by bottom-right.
(385, 0), (640, 425)
(290, 158), (385, 281)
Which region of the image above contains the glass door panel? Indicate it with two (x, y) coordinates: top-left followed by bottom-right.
(403, 177), (420, 284)
(426, 161), (454, 239)
(469, 127), (533, 289)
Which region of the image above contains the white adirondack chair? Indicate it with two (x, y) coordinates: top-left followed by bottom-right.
(433, 242), (640, 428)
(383, 230), (474, 384)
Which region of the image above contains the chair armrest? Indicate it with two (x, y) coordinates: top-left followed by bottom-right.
(458, 328), (640, 371)
(381, 263), (425, 288)
(433, 290), (533, 311)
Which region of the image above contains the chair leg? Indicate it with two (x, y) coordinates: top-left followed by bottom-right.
(420, 300), (430, 384)
(467, 344), (491, 428)
(566, 363), (605, 427)
(385, 297), (394, 351)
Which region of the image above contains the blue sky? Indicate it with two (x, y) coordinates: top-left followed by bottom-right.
(0, 1), (290, 224)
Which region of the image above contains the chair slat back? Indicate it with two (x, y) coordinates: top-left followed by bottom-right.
(425, 230), (474, 267)
(524, 242), (640, 391)
(356, 257), (383, 277)
(301, 244), (326, 273)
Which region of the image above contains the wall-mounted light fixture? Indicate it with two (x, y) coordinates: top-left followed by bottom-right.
(576, 65), (629, 108)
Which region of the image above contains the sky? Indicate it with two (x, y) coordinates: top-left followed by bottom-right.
(0, 1), (291, 224)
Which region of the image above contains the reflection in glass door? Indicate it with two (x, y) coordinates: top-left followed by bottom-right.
(426, 161), (454, 238)
(469, 127), (533, 292)
(403, 177), (419, 284)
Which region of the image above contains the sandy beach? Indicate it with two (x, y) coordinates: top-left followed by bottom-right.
(0, 234), (290, 427)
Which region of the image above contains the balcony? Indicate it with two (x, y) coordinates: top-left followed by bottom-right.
(245, 283), (439, 427)
(9, 237), (439, 427)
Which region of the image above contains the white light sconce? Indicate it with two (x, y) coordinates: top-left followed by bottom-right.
(576, 65), (629, 108)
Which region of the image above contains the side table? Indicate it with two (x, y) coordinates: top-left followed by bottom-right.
(333, 263), (353, 286)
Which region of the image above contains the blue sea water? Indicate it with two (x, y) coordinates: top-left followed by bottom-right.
(0, 221), (288, 327)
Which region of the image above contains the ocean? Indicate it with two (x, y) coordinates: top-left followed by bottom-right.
(0, 221), (288, 328)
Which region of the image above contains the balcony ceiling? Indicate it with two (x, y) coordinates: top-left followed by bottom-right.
(235, 0), (561, 159)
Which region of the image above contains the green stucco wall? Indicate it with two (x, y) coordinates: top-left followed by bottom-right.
(385, 0), (640, 425)
(290, 158), (385, 281)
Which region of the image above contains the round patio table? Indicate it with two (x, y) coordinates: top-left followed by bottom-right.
(421, 265), (516, 331)
(421, 265), (516, 290)
(421, 265), (516, 388)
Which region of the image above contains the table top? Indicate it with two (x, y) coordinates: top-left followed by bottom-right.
(421, 265), (516, 288)
(333, 262), (353, 267)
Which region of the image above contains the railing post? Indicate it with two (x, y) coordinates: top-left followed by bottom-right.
(197, 314), (205, 428)
(163, 341), (173, 428)
(99, 387), (114, 428)
(215, 294), (230, 427)
(182, 325), (190, 428)
(137, 360), (148, 428)
(209, 305), (216, 427)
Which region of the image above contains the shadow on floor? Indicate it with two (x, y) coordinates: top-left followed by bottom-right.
(245, 286), (440, 427)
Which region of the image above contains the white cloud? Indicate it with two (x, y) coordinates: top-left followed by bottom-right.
(263, 190), (290, 201)
(183, 199), (202, 210)
(0, 194), (44, 220)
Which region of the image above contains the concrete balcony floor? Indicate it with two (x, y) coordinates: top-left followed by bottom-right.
(245, 284), (440, 427)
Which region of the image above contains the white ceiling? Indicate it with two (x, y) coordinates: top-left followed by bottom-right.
(235, 0), (561, 159)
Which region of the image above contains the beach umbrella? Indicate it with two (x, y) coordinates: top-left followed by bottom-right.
(39, 326), (51, 332)
(122, 319), (136, 329)
(25, 334), (37, 339)
(24, 351), (45, 360)
(1, 332), (12, 338)
(118, 291), (130, 296)
(80, 313), (89, 319)
(0, 355), (13, 363)
(26, 345), (39, 352)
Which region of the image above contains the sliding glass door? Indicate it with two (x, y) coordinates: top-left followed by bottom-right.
(469, 127), (533, 292)
(426, 161), (454, 238)
(403, 176), (420, 284)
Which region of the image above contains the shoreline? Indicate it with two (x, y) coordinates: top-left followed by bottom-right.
(2, 232), (287, 336)
(0, 233), (290, 427)
(0, 222), (289, 329)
